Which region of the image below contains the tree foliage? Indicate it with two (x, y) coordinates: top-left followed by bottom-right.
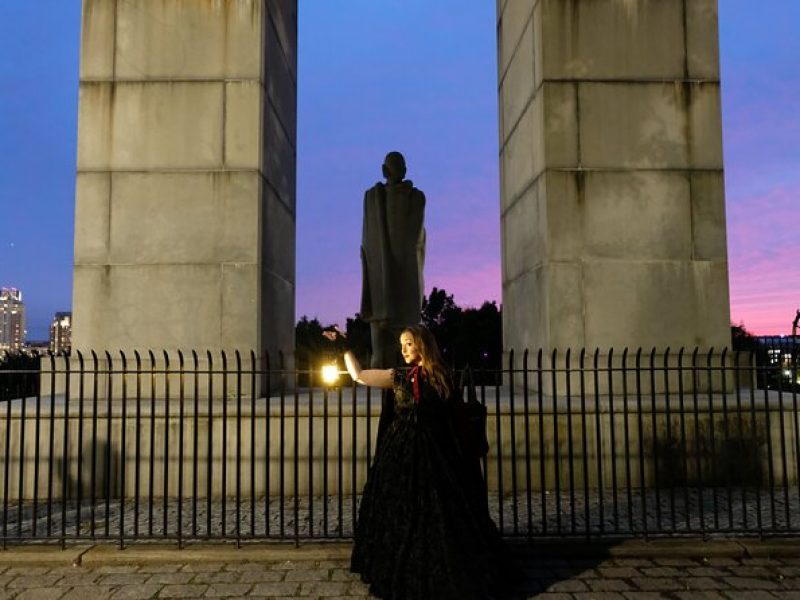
(0, 351), (40, 401)
(344, 314), (371, 366)
(422, 287), (501, 373)
(731, 323), (759, 352)
(295, 316), (344, 386)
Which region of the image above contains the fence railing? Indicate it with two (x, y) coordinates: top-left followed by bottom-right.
(0, 345), (799, 547)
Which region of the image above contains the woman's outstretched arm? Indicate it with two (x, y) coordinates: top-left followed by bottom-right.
(344, 351), (393, 388)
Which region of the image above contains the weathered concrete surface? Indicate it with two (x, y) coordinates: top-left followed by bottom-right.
(498, 0), (731, 355)
(73, 0), (297, 364)
(2, 387), (796, 500)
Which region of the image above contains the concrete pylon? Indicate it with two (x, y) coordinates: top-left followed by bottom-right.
(72, 0), (297, 362)
(498, 0), (731, 355)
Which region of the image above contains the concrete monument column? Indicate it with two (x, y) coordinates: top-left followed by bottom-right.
(73, 0), (297, 361)
(498, 0), (730, 354)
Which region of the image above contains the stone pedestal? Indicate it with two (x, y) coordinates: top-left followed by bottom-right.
(498, 0), (731, 354)
(73, 0), (297, 362)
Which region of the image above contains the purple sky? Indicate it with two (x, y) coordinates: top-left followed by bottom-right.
(1, 1), (798, 340)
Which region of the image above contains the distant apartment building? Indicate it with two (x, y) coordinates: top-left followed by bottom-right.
(0, 287), (26, 350)
(50, 312), (72, 354)
(759, 335), (799, 366)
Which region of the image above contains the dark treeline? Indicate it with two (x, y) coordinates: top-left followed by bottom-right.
(0, 351), (40, 402)
(731, 323), (760, 352)
(420, 288), (502, 372)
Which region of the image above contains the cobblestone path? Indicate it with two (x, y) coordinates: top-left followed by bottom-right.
(2, 549), (800, 598)
(5, 487), (800, 542)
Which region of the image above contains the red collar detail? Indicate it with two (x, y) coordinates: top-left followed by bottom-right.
(407, 365), (422, 403)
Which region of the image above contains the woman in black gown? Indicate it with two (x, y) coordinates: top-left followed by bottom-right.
(344, 325), (515, 599)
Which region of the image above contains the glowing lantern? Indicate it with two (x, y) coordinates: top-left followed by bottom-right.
(321, 363), (340, 386)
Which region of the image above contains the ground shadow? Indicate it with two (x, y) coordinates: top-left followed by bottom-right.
(505, 540), (611, 598)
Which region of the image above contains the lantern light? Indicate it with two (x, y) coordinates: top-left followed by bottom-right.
(321, 363), (340, 385)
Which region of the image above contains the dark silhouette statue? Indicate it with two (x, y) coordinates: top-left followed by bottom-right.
(360, 151), (426, 367)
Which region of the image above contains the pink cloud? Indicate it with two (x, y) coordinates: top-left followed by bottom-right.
(297, 179), (800, 338)
(425, 263), (502, 310)
(424, 210), (501, 308)
(296, 275), (358, 327)
(727, 185), (800, 334)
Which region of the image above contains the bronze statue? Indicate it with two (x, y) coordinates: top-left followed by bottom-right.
(360, 151), (426, 367)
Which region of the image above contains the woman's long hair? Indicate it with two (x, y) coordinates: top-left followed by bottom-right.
(401, 325), (452, 399)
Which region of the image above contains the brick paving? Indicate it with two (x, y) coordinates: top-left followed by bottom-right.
(1, 548), (800, 598)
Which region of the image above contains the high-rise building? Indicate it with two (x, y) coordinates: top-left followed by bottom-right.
(50, 312), (72, 354)
(0, 288), (26, 350)
(50, 313), (72, 354)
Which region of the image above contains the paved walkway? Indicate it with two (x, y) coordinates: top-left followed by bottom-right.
(2, 540), (800, 599)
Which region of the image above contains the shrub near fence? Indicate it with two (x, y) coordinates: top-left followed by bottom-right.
(0, 346), (798, 545)
(0, 352), (39, 403)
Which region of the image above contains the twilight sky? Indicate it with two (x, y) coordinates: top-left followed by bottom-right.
(0, 1), (798, 340)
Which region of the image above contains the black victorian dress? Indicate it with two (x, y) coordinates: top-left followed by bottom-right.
(351, 367), (514, 599)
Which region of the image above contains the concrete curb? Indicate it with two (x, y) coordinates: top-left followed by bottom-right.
(80, 543), (354, 566)
(507, 539), (734, 559)
(0, 542), (353, 567)
(2, 539), (800, 566)
(0, 544), (91, 566)
(740, 538), (800, 558)
(510, 538), (800, 559)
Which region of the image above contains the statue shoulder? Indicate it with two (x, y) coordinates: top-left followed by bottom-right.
(364, 182), (385, 201)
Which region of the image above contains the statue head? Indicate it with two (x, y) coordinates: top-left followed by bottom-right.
(382, 151), (407, 184)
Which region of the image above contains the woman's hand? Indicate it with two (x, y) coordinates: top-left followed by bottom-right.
(344, 351), (394, 389)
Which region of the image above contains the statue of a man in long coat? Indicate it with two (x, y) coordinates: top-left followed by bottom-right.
(360, 151), (426, 367)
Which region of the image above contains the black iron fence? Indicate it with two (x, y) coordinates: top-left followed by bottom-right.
(0, 345), (799, 547)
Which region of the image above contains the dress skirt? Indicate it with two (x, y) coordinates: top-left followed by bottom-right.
(350, 375), (513, 599)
